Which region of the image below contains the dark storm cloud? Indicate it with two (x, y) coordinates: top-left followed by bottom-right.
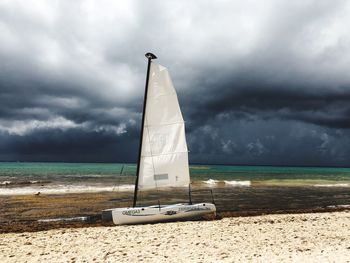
(1, 1), (350, 165)
(184, 76), (350, 129)
(187, 118), (350, 166)
(0, 127), (139, 162)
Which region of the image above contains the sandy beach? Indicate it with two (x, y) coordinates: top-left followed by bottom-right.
(1, 211), (349, 263)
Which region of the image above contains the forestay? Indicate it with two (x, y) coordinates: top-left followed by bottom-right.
(138, 62), (190, 189)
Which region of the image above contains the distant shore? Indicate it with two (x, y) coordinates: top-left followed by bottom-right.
(1, 211), (349, 262)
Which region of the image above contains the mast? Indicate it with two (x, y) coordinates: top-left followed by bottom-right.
(133, 52), (157, 207)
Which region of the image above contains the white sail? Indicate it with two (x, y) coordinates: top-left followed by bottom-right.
(138, 62), (190, 189)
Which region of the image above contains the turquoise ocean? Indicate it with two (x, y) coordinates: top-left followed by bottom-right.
(0, 162), (349, 195)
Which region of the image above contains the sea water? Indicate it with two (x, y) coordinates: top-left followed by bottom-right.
(0, 162), (349, 195)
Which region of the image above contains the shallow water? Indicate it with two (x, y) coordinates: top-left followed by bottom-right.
(0, 162), (349, 195)
(1, 162), (350, 233)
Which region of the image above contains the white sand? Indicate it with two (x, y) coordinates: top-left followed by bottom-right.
(0, 211), (349, 263)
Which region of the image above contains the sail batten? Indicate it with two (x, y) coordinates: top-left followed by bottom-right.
(138, 62), (190, 190)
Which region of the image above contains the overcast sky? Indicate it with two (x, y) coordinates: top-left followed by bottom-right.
(1, 0), (350, 166)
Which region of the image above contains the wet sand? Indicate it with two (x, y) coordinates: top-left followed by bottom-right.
(0, 211), (349, 262)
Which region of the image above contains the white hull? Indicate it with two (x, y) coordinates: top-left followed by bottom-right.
(107, 203), (216, 225)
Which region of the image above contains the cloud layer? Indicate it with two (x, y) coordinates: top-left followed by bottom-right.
(1, 1), (350, 165)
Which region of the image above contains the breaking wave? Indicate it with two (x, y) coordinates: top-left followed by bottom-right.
(224, 180), (251, 187)
(201, 179), (251, 187)
(0, 184), (135, 196)
(202, 179), (219, 185)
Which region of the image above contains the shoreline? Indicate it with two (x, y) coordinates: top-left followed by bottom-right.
(3, 208), (350, 235)
(1, 203), (349, 234)
(1, 211), (349, 262)
(1, 187), (350, 234)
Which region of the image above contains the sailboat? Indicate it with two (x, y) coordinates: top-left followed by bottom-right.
(105, 53), (216, 225)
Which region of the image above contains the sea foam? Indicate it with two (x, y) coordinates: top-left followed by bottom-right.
(203, 179), (219, 185)
(313, 183), (349, 187)
(224, 180), (251, 187)
(0, 184), (135, 195)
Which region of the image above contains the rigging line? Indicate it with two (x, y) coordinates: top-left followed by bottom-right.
(112, 164), (124, 192)
(138, 189), (140, 207)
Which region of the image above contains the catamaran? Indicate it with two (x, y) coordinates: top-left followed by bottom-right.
(104, 53), (216, 225)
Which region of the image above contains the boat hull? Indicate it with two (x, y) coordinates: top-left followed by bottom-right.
(107, 203), (216, 225)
